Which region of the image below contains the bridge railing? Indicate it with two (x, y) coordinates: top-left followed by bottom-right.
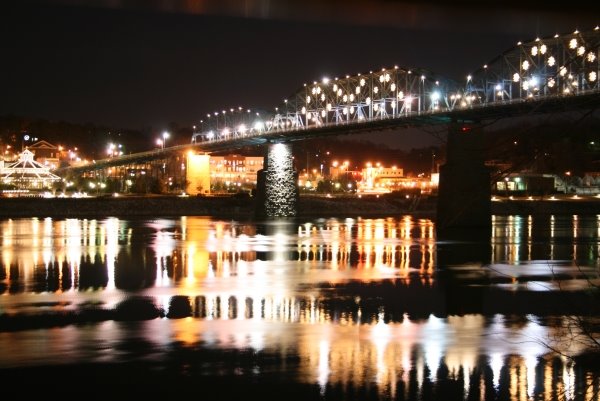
(191, 86), (600, 147)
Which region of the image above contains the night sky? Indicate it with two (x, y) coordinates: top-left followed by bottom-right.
(1, 0), (597, 149)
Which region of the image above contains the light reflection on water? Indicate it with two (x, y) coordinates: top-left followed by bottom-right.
(0, 214), (600, 400)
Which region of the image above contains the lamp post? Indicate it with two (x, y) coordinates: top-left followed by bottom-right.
(162, 131), (170, 149)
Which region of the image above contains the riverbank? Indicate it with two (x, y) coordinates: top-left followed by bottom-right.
(0, 194), (599, 219)
(490, 195), (600, 215)
(0, 194), (435, 219)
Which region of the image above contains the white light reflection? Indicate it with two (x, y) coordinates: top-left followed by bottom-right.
(422, 315), (444, 379)
(564, 357), (575, 400)
(446, 315), (481, 396)
(526, 353), (538, 398)
(372, 311), (392, 387)
(42, 218), (53, 268)
(152, 222), (177, 287)
(490, 352), (503, 389)
(103, 218), (119, 290)
(317, 340), (330, 395)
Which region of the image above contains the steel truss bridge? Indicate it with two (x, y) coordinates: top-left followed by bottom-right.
(61, 27), (600, 174)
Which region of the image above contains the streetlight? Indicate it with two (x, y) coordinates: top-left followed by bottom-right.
(162, 131), (170, 149)
(107, 143), (123, 157)
(107, 143), (116, 157)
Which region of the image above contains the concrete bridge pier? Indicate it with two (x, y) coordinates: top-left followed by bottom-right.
(255, 142), (299, 218)
(436, 122), (491, 234)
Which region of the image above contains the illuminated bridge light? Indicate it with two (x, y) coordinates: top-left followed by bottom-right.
(569, 38), (578, 49)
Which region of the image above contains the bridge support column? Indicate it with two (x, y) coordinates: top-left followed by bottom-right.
(255, 143), (299, 218)
(437, 122), (491, 233)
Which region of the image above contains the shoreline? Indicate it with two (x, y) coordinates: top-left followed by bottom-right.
(0, 194), (598, 219)
(0, 194), (431, 219)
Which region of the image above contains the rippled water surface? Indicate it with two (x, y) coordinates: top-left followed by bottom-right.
(1, 214), (599, 400)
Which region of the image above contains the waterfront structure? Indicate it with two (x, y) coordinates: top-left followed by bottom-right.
(359, 164), (404, 193)
(186, 153), (264, 195)
(186, 153), (210, 196)
(494, 173), (556, 194)
(0, 149), (60, 192)
(209, 154), (264, 190)
(57, 28), (600, 226)
(329, 161), (351, 180)
(495, 172), (600, 195)
(354, 164), (439, 194)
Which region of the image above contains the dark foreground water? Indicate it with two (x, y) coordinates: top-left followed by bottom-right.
(0, 214), (599, 400)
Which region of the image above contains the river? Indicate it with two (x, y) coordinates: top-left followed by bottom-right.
(0, 214), (599, 400)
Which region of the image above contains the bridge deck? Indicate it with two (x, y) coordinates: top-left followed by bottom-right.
(58, 89), (600, 174)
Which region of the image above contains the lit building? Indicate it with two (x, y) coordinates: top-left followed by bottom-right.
(357, 164), (438, 194)
(186, 153), (264, 194)
(0, 149), (61, 193)
(362, 165), (404, 190)
(186, 153), (211, 196)
(494, 173), (556, 195)
(27, 140), (60, 169)
(358, 165), (404, 193)
(209, 155), (264, 189)
(329, 160), (351, 180)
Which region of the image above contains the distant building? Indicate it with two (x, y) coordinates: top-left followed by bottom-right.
(209, 155), (264, 189)
(361, 166), (404, 191)
(356, 164), (437, 194)
(186, 153), (264, 194)
(27, 140), (60, 169)
(494, 173), (556, 195)
(0, 149), (61, 193)
(186, 153), (210, 196)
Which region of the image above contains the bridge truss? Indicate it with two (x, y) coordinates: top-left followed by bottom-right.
(58, 28), (600, 175)
(193, 27), (599, 143)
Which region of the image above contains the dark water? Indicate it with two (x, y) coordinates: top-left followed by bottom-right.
(0, 215), (599, 400)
